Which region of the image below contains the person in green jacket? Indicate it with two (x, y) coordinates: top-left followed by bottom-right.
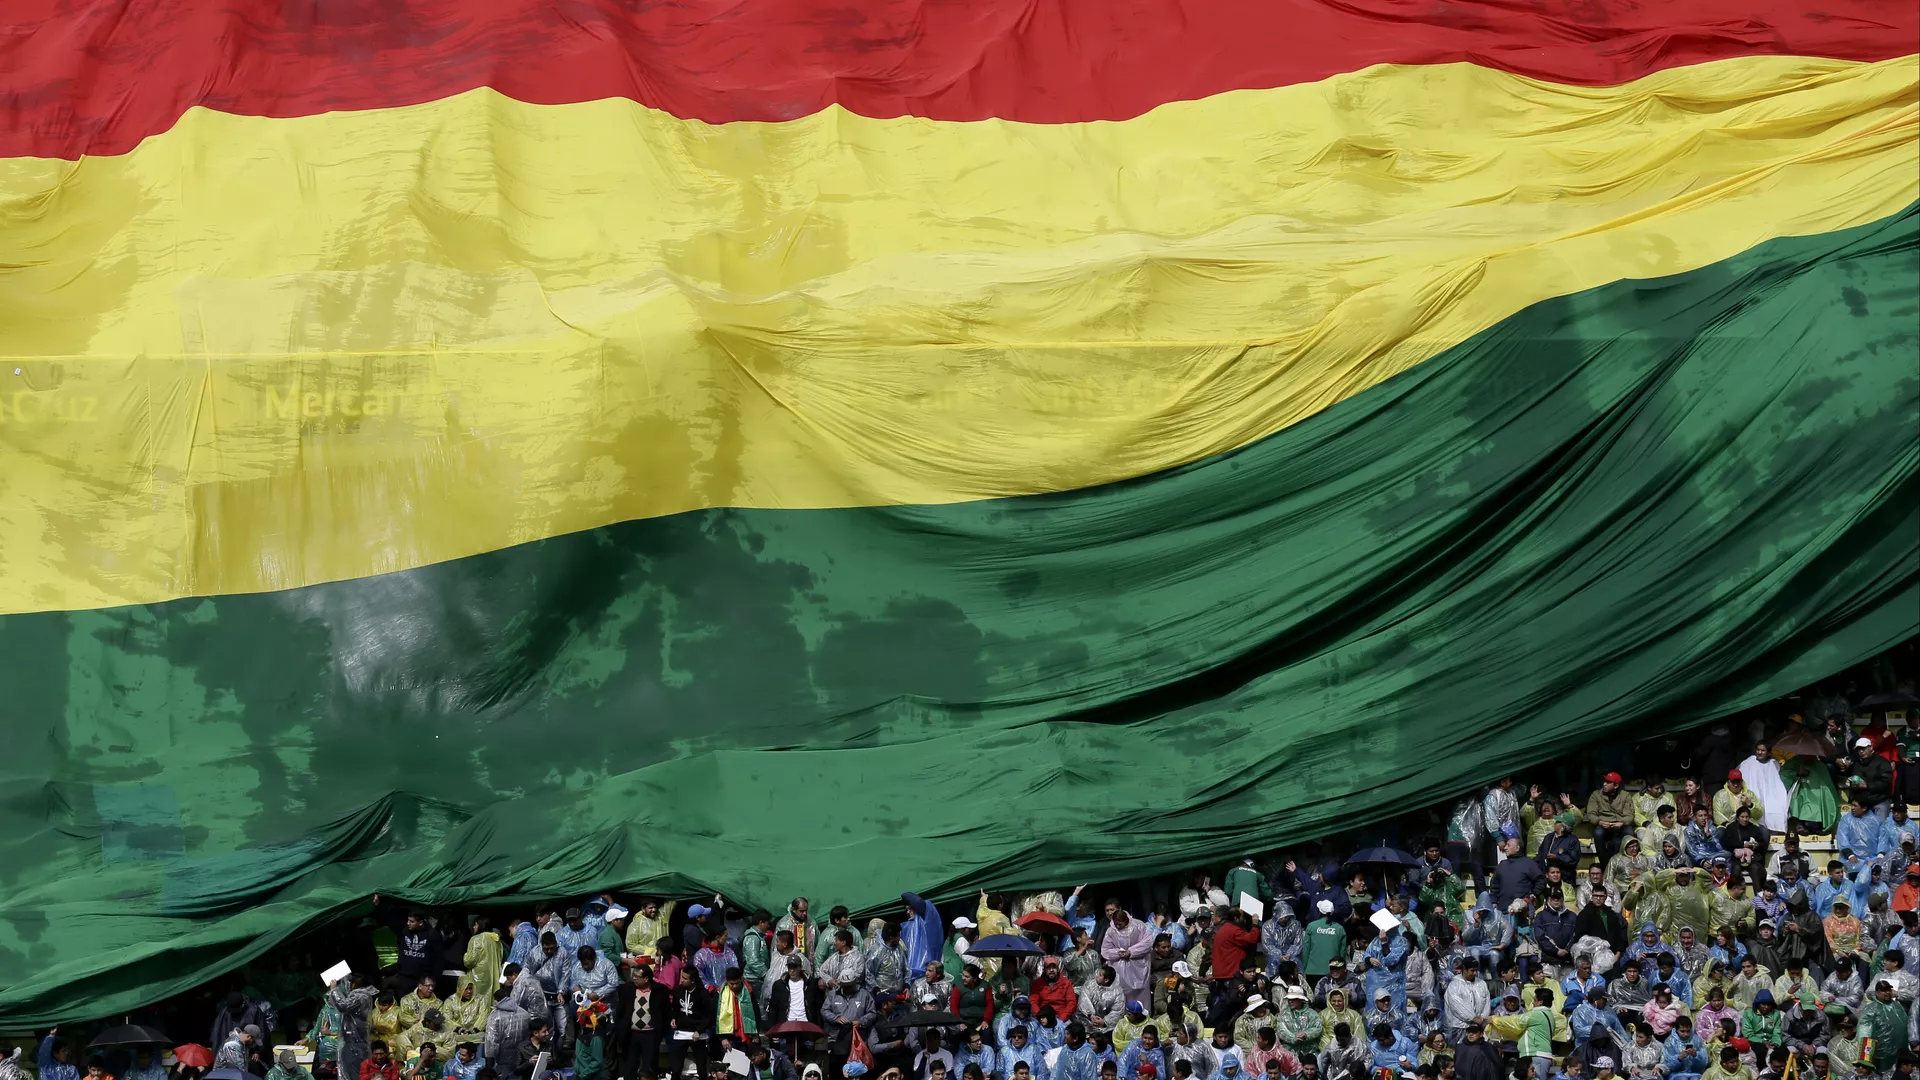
(1419, 868), (1466, 919)
(741, 909), (774, 991)
(596, 910), (627, 969)
(1301, 901), (1347, 979)
(1518, 987), (1557, 1080)
(1737, 989), (1782, 1055)
(1860, 979), (1911, 1074)
(1224, 859), (1270, 913)
(265, 1049), (314, 1080)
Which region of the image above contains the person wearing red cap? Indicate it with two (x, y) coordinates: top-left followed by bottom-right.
(1587, 772), (1635, 866)
(1712, 771), (1764, 828)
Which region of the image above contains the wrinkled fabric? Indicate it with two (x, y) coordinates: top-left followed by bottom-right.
(0, 58), (1913, 614)
(3, 0), (1917, 160)
(0, 211), (1913, 1023)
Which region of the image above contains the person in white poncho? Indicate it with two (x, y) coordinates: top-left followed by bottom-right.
(1735, 739), (1792, 834)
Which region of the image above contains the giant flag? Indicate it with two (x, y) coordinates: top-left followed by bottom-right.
(0, 0), (1915, 1023)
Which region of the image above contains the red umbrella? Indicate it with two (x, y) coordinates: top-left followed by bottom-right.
(765, 1020), (824, 1062)
(764, 1021), (823, 1038)
(1015, 911), (1071, 935)
(174, 1046), (216, 1069)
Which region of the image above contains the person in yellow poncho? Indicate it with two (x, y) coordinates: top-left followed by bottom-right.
(464, 916), (503, 999)
(370, 992), (406, 1048)
(1319, 988), (1363, 1049)
(396, 978), (441, 1031)
(626, 898), (678, 959)
(441, 980), (489, 1043)
(969, 891), (1017, 982)
(396, 1009), (453, 1062)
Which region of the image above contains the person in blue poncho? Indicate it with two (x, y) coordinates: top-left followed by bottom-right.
(902, 893), (944, 980)
(505, 917), (539, 970)
(1205, 1050), (1242, 1080)
(1838, 798), (1886, 862)
(37, 1035), (78, 1080)
(1363, 923), (1410, 1015)
(1056, 1024), (1100, 1080)
(1569, 990), (1629, 1048)
(1663, 1016), (1708, 1080)
(1365, 1023), (1418, 1073)
(1623, 925), (1673, 969)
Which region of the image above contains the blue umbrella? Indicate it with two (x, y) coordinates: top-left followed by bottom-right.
(965, 933), (1043, 958)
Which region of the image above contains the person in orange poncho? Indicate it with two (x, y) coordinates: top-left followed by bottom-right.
(1823, 897), (1866, 961)
(1030, 956), (1080, 1024)
(1894, 864), (1920, 913)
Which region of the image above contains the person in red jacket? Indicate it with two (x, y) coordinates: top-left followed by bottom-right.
(1208, 909), (1263, 1027)
(1211, 909), (1262, 980)
(360, 1043), (399, 1080)
(1030, 956), (1080, 1023)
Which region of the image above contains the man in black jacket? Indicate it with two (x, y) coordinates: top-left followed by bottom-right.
(1532, 893), (1577, 971)
(1846, 736), (1896, 811)
(513, 1020), (554, 1080)
(1488, 842), (1543, 912)
(1450, 1023), (1503, 1080)
(765, 957), (825, 1028)
(614, 960), (669, 1080)
(665, 966), (714, 1080)
(210, 990), (277, 1051)
(374, 895), (452, 991)
(1573, 889), (1629, 956)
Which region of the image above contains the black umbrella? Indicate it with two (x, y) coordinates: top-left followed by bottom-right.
(964, 933), (1042, 959)
(1342, 845), (1419, 906)
(1860, 691), (1920, 709)
(90, 1026), (173, 1049)
(885, 1009), (966, 1029)
(205, 1070), (263, 1080)
(1342, 846), (1418, 870)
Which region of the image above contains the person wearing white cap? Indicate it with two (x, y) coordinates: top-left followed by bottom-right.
(1301, 901), (1346, 980)
(1849, 735), (1896, 816)
(947, 916), (980, 983)
(1230, 995), (1272, 1055)
(1273, 987), (1322, 1059)
(1155, 956), (1191, 1016)
(1361, 989), (1399, 1040)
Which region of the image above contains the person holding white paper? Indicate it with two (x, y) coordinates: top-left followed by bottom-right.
(1361, 921), (1409, 1016)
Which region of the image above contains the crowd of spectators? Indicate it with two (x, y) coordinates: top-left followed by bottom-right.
(12, 664), (1917, 1080)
